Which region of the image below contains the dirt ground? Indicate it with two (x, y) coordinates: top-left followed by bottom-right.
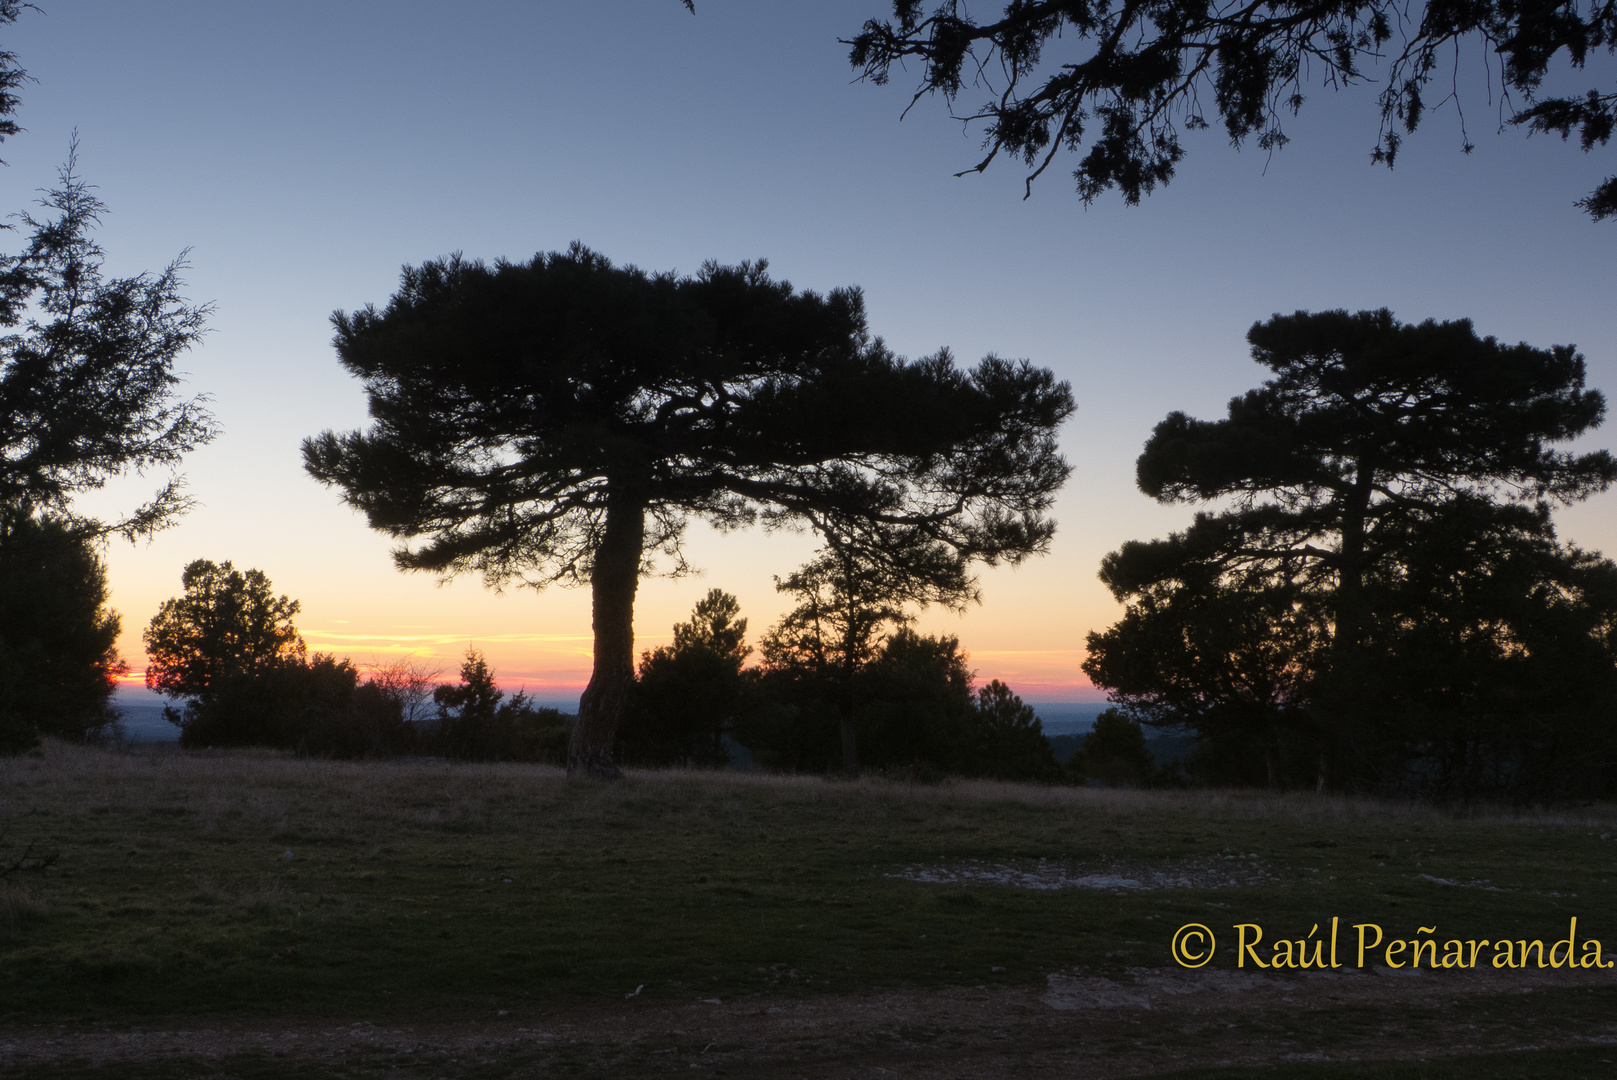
(4, 964), (1615, 1078)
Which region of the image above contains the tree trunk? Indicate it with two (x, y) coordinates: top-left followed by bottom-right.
(569, 488), (646, 780)
(1332, 460), (1375, 659)
(836, 641), (860, 777)
(1320, 457), (1376, 793)
(839, 706), (859, 778)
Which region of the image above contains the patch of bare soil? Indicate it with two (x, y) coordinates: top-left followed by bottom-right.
(3, 965), (1616, 1078)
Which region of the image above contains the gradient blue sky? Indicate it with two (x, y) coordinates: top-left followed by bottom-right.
(8, 2), (1615, 701)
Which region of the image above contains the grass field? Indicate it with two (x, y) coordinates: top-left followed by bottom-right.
(2, 740), (1615, 1077)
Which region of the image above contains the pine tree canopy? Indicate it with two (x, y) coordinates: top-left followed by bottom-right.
(846, 0), (1617, 219)
(1085, 309), (1617, 795)
(303, 244), (1073, 777)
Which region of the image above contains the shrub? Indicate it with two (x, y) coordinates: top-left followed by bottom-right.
(431, 649), (568, 764)
(965, 681), (1060, 781)
(171, 653), (359, 750)
(618, 590), (749, 767)
(1069, 709), (1156, 786)
(855, 629), (975, 772)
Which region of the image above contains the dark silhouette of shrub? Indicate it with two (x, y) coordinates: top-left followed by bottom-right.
(431, 649), (568, 764)
(966, 680), (1060, 782)
(618, 590), (750, 767)
(740, 625), (1057, 780)
(171, 653), (359, 751)
(1068, 709), (1157, 787)
(855, 629), (975, 773)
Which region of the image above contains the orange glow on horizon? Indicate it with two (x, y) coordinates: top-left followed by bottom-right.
(115, 646), (1107, 703)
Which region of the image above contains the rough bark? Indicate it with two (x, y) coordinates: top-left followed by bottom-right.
(568, 487), (646, 780)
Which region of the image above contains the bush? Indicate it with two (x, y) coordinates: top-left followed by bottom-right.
(294, 656), (441, 759)
(617, 590), (749, 767)
(1069, 709), (1156, 786)
(430, 649), (569, 763)
(965, 681), (1060, 781)
(171, 653), (359, 750)
(736, 628), (1058, 780)
(855, 629), (975, 772)
(736, 629), (970, 774)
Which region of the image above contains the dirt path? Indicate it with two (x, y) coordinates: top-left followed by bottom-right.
(4, 965), (1616, 1077)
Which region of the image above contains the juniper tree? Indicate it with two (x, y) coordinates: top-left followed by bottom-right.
(0, 1), (31, 164)
(0, 147), (215, 751)
(0, 145), (213, 750)
(0, 17), (214, 752)
(303, 245), (1072, 777)
(144, 559), (305, 702)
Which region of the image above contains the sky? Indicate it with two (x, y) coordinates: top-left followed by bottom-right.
(6, 2), (1615, 704)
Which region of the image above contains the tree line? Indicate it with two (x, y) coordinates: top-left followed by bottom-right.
(136, 558), (571, 763)
(6, 189), (1615, 799)
(124, 562), (1071, 783)
(3, 5), (1616, 798)
(6, 205), (1617, 798)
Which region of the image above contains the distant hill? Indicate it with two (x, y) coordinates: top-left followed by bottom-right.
(1028, 702), (1110, 736)
(109, 686), (585, 745)
(114, 699), (179, 743)
(108, 691), (1199, 763)
(1046, 733), (1083, 764)
(1041, 721), (1196, 763)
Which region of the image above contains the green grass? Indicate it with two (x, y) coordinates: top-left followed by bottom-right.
(1, 741), (1614, 1075)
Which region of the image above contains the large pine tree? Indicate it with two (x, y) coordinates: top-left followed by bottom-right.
(1088, 309), (1617, 793)
(304, 245), (1073, 777)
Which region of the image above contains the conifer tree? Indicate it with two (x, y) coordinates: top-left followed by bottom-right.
(304, 245), (1072, 777)
(847, 1), (1617, 219)
(1088, 309), (1617, 792)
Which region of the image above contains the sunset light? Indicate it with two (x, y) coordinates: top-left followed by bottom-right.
(4, 4), (1615, 1070)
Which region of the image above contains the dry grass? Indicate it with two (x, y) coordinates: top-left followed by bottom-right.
(8, 738), (1610, 833)
(2, 740), (1615, 1078)
(0, 884), (47, 941)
